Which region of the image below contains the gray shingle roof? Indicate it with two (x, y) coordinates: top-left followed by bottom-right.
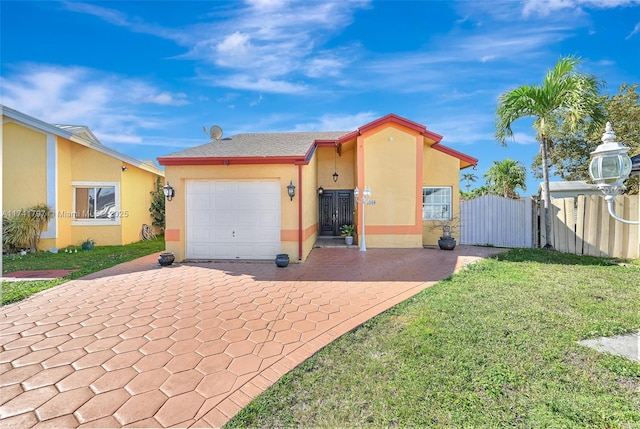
(161, 131), (349, 159)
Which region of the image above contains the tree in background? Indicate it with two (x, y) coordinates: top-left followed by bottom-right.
(495, 56), (606, 249)
(484, 159), (527, 199)
(461, 172), (478, 192)
(149, 177), (165, 232)
(532, 83), (640, 194)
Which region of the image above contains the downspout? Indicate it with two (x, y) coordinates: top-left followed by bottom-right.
(298, 164), (303, 261)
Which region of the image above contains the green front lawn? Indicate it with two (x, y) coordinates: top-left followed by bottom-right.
(227, 249), (640, 428)
(2, 238), (165, 305)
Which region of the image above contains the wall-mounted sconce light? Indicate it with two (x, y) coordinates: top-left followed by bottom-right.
(287, 180), (296, 201)
(163, 182), (175, 202)
(121, 165), (127, 172)
(588, 122), (638, 224)
(318, 186), (324, 196)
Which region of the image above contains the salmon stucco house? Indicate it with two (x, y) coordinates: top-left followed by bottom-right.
(2, 106), (165, 250)
(158, 114), (477, 262)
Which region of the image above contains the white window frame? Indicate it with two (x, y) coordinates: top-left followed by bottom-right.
(422, 186), (452, 220)
(71, 181), (121, 226)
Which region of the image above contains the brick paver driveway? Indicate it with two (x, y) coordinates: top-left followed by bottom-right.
(1, 246), (504, 427)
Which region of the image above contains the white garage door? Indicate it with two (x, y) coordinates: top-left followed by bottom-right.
(186, 180), (281, 259)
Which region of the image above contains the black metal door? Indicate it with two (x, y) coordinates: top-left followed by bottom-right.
(319, 190), (353, 236)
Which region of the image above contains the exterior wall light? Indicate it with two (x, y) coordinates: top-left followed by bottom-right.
(287, 180), (296, 201)
(588, 122), (638, 225)
(318, 186), (324, 196)
(163, 182), (175, 202)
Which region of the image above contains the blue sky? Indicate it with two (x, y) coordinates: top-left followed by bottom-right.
(2, 0), (639, 196)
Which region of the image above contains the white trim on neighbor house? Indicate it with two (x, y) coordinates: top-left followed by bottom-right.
(70, 181), (122, 226)
(41, 133), (58, 239)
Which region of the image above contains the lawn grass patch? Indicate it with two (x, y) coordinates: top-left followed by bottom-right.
(2, 237), (165, 305)
(227, 248), (640, 428)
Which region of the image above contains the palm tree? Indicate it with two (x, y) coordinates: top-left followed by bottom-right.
(461, 172), (478, 192)
(484, 159), (527, 199)
(495, 56), (605, 249)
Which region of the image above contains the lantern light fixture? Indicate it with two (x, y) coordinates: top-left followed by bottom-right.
(588, 122), (638, 224)
(163, 182), (175, 202)
(287, 180), (296, 201)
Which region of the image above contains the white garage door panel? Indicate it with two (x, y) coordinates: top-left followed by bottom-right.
(186, 180), (281, 259)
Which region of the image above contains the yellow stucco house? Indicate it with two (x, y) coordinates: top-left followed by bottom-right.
(158, 114), (477, 262)
(2, 105), (164, 250)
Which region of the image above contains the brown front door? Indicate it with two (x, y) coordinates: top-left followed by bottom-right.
(319, 190), (354, 236)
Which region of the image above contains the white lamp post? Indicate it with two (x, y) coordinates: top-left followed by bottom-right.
(588, 122), (638, 225)
(354, 186), (373, 252)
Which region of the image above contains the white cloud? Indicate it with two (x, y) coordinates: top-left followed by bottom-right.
(522, 0), (638, 17)
(214, 75), (308, 94)
(291, 112), (379, 132)
(0, 64), (188, 144)
(626, 22), (640, 39)
(64, 0), (369, 93)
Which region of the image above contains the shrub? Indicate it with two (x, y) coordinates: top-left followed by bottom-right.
(2, 204), (53, 253)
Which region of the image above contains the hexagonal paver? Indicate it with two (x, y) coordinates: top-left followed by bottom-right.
(90, 368), (138, 394)
(292, 319), (317, 333)
(74, 388), (131, 424)
(41, 349), (86, 369)
(56, 367), (106, 392)
(165, 353), (203, 374)
(221, 328), (251, 342)
(227, 355), (263, 376)
(170, 326), (201, 341)
(195, 371), (237, 397)
(219, 319), (245, 331)
(118, 325), (153, 339)
(160, 370), (204, 396)
(144, 326), (176, 341)
(269, 319), (293, 332)
(21, 366), (74, 390)
(139, 338), (175, 356)
(196, 354), (232, 374)
(113, 390), (168, 426)
(274, 330), (302, 345)
(12, 349), (58, 368)
(84, 337), (122, 353)
(102, 350), (144, 371)
(255, 342), (284, 358)
(196, 339), (228, 357)
(125, 368), (170, 395)
(167, 339), (202, 356)
(111, 337), (148, 354)
(133, 352), (173, 372)
(224, 341), (255, 358)
(0, 386), (58, 419)
(155, 391), (205, 427)
(149, 317), (178, 329)
(307, 312), (329, 322)
(172, 317), (200, 329)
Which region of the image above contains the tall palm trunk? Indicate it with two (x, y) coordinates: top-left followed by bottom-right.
(540, 136), (554, 249)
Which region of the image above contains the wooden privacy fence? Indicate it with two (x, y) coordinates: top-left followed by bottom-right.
(460, 195), (535, 248)
(541, 195), (639, 259)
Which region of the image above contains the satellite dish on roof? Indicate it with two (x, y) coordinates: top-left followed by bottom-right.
(203, 125), (223, 142)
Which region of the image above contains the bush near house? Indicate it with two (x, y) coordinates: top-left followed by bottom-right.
(2, 204), (53, 253)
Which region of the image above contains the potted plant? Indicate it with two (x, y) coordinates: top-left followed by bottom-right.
(429, 217), (459, 251)
(81, 238), (95, 250)
(340, 224), (355, 246)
